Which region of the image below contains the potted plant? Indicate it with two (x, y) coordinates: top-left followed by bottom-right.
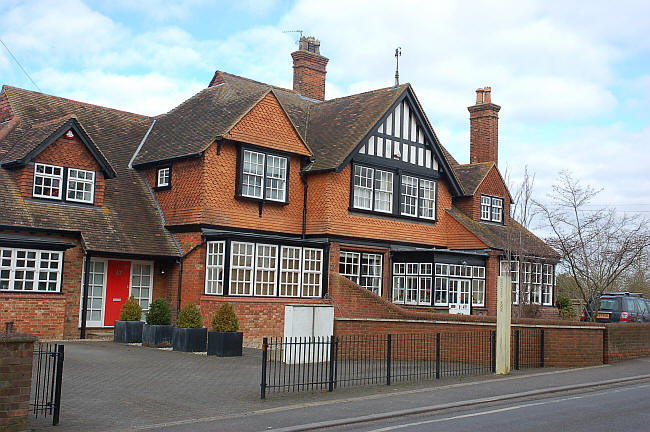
(172, 302), (207, 352)
(142, 298), (173, 347)
(208, 302), (243, 357)
(114, 296), (143, 343)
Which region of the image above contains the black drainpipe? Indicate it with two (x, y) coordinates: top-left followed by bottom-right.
(301, 171), (308, 239)
(176, 259), (183, 320)
(80, 251), (91, 339)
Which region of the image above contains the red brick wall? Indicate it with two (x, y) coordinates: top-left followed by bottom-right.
(145, 141), (306, 231)
(604, 323), (650, 363)
(0, 335), (36, 431)
(226, 92), (310, 156)
(200, 296), (328, 346)
(454, 166), (510, 224)
(330, 274), (604, 367)
(0, 293), (66, 340)
(0, 88), (12, 123)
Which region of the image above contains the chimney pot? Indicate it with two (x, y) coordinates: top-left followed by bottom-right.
(483, 86), (491, 103)
(475, 88), (484, 104)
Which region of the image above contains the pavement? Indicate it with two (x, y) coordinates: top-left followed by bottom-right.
(29, 340), (650, 431)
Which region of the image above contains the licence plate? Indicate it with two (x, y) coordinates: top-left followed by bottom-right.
(597, 313), (610, 319)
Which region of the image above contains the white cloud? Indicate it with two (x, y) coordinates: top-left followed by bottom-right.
(34, 68), (204, 116)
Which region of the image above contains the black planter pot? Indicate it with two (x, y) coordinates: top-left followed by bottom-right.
(172, 327), (207, 352)
(113, 320), (143, 343)
(207, 331), (243, 357)
(142, 324), (174, 347)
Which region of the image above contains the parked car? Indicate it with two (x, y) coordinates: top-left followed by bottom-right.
(580, 293), (647, 323)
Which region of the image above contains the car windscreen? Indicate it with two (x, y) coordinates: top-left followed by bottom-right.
(598, 298), (621, 311)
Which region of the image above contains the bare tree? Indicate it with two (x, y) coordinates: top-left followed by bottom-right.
(504, 165), (538, 317)
(535, 171), (650, 320)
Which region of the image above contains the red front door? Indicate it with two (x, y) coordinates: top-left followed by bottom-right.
(104, 260), (131, 326)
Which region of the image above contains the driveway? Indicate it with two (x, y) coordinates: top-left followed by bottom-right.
(29, 340), (557, 431)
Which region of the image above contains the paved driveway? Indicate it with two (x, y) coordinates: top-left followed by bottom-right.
(29, 340), (544, 431)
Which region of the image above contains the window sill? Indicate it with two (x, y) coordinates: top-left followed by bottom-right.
(201, 295), (325, 303)
(27, 198), (96, 208)
(0, 291), (64, 298)
(154, 185), (171, 191)
(348, 207), (437, 224)
(234, 195), (289, 206)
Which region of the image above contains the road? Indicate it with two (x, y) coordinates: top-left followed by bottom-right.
(339, 380), (650, 432)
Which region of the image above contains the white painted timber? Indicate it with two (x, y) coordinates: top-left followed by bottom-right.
(496, 275), (512, 374)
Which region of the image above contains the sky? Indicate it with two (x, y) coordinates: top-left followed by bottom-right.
(1, 0), (649, 234)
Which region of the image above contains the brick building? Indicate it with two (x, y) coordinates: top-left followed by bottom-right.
(0, 36), (559, 341)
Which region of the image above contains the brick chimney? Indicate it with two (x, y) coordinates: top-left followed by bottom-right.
(468, 87), (501, 166)
(291, 36), (329, 101)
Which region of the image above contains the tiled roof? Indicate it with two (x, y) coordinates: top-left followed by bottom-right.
(446, 207), (560, 260)
(453, 162), (494, 195)
(0, 85), (179, 257)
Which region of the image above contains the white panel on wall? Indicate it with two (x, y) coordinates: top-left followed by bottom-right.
(368, 136), (375, 156)
(394, 104), (401, 138)
(386, 140), (392, 159)
(403, 103), (409, 139)
(283, 305), (334, 364)
(425, 149), (432, 168)
(387, 114), (393, 135)
(376, 137), (383, 157)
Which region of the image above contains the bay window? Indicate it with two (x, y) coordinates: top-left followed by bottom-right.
(432, 263), (485, 307)
(501, 260), (555, 306)
(206, 241), (322, 298)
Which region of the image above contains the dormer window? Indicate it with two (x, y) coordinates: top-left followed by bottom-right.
(240, 149), (288, 203)
(33, 163), (95, 204)
(67, 168), (95, 203)
(156, 167), (171, 189)
(33, 163), (63, 199)
(480, 195), (504, 223)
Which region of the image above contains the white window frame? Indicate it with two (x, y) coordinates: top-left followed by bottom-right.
(66, 168), (95, 204)
(480, 196), (491, 220)
(472, 279), (485, 307)
(254, 244), (278, 296)
(279, 246), (302, 297)
(0, 247), (63, 292)
(393, 263), (406, 303)
(78, 258), (107, 327)
(33, 163), (63, 200)
(157, 167), (170, 188)
(205, 241), (225, 295)
(241, 149), (288, 202)
(543, 264), (554, 306)
(339, 251), (361, 284)
(373, 169), (393, 213)
(130, 261), (154, 316)
(491, 197), (503, 222)
(301, 248), (322, 298)
(400, 175), (419, 217)
(418, 179), (436, 219)
(353, 166), (374, 210)
(340, 251), (383, 295)
(229, 241), (255, 296)
(241, 150), (265, 199)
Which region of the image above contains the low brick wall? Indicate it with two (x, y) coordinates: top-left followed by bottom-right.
(0, 293), (66, 340)
(200, 295), (328, 346)
(604, 323), (650, 363)
(331, 274), (605, 367)
(0, 334), (37, 432)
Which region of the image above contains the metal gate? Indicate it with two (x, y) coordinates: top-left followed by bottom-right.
(31, 343), (64, 426)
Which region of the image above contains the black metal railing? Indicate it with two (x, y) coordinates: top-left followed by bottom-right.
(261, 331), (500, 398)
(31, 343), (64, 426)
(513, 328), (544, 370)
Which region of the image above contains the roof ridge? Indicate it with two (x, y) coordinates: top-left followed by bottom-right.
(319, 83), (408, 105)
(3, 86), (151, 119)
(217, 71), (297, 94)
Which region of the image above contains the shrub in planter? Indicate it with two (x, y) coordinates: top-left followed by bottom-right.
(142, 298), (173, 347)
(114, 296), (143, 343)
(172, 303), (206, 352)
(208, 302), (243, 357)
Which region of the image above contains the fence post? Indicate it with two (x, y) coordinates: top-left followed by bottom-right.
(52, 344), (64, 426)
(328, 336), (335, 392)
(260, 337), (268, 399)
(435, 333), (441, 379)
(386, 334), (392, 386)
(491, 330), (496, 373)
(539, 329), (544, 367)
(514, 329), (520, 370)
